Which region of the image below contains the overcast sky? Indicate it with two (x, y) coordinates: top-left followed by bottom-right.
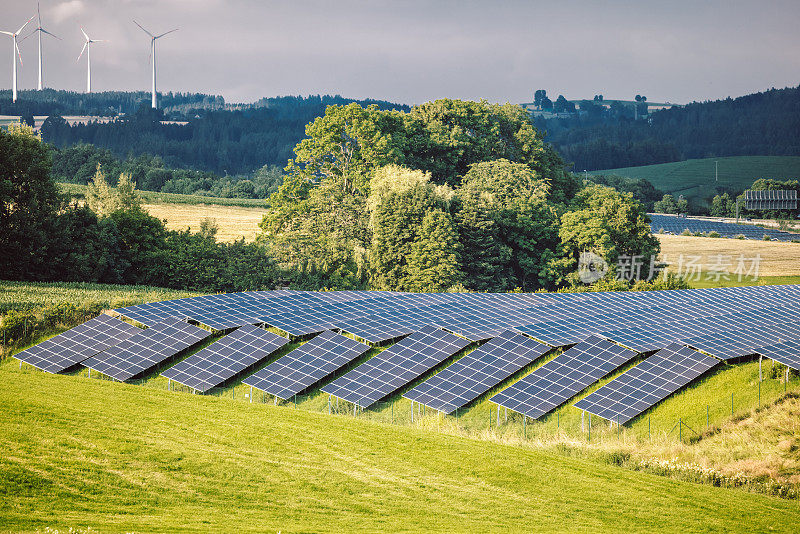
(2, 0), (799, 105)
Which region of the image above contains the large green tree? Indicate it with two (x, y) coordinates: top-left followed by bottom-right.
(0, 124), (62, 280)
(456, 159), (560, 291)
(554, 184), (660, 285)
(407, 209), (463, 292)
(369, 167), (455, 291)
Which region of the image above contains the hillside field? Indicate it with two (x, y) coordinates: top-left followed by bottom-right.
(589, 156), (800, 204)
(657, 234), (800, 285)
(2, 360), (800, 533)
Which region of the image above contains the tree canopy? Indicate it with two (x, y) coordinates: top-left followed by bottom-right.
(261, 99), (659, 291)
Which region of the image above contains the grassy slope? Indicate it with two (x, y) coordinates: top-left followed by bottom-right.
(588, 155), (800, 203)
(2, 362), (800, 534)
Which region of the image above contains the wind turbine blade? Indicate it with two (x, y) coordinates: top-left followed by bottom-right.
(0, 31), (13, 36)
(19, 30), (36, 43)
(16, 41), (23, 67)
(77, 41), (87, 61)
(133, 20), (154, 38)
(155, 28), (179, 39)
(81, 27), (89, 41)
(17, 15), (35, 35)
(41, 28), (61, 39)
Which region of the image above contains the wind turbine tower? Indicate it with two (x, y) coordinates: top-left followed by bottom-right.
(77, 27), (106, 93)
(27, 2), (61, 90)
(133, 21), (178, 109)
(1, 15), (35, 102)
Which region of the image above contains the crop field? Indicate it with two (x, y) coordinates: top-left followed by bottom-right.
(0, 280), (197, 315)
(589, 156), (800, 204)
(657, 234), (800, 281)
(142, 203), (267, 243)
(2, 359), (800, 533)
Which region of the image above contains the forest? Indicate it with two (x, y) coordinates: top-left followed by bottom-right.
(535, 85), (800, 171)
(39, 95), (409, 175)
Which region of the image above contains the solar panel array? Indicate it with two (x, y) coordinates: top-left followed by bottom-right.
(403, 330), (550, 414)
(82, 317), (211, 381)
(744, 189), (798, 211)
(243, 330), (370, 399)
(162, 324), (288, 393)
(650, 213), (800, 241)
(15, 314), (141, 373)
(321, 325), (471, 408)
(491, 335), (638, 420)
(19, 283), (800, 420)
(574, 343), (719, 424)
(757, 339), (800, 371)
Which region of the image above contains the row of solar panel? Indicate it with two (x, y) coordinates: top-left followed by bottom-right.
(16, 305), (800, 427)
(650, 214), (800, 241)
(114, 285), (800, 348)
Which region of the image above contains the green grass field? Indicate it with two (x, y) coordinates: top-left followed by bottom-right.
(2, 360), (800, 533)
(589, 155), (800, 204)
(59, 182), (270, 209)
(0, 280), (197, 315)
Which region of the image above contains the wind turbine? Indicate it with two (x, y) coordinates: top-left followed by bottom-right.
(77, 27), (106, 93)
(133, 21), (178, 109)
(1, 15), (35, 102)
(22, 2), (61, 90)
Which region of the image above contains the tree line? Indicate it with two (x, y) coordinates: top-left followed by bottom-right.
(39, 95), (410, 176)
(3, 100), (679, 294)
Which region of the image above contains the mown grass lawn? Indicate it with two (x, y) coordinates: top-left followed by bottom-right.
(1, 361), (799, 533)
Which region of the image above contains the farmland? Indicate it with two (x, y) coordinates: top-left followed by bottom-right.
(142, 203), (266, 243)
(2, 359), (799, 533)
(657, 234), (800, 280)
(589, 156), (800, 204)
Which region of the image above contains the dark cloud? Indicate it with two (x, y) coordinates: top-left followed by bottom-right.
(2, 0), (799, 104)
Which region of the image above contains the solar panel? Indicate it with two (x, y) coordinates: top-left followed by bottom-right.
(243, 330), (370, 399)
(491, 335), (639, 420)
(683, 321), (800, 360)
(403, 330), (550, 414)
(14, 314), (141, 374)
(321, 325), (471, 408)
(756, 339), (800, 371)
(161, 324), (288, 393)
(82, 317), (211, 381)
(574, 343), (719, 424)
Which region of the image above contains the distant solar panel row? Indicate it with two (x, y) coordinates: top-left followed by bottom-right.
(404, 330), (550, 414)
(574, 343), (719, 424)
(162, 324), (288, 393)
(113, 285), (800, 352)
(83, 317), (210, 382)
(650, 214), (800, 241)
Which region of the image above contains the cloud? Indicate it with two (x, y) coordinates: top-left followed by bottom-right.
(51, 0), (86, 24)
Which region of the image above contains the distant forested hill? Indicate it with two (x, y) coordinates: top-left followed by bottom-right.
(0, 89), (225, 116)
(38, 95), (410, 175)
(536, 85), (800, 171)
